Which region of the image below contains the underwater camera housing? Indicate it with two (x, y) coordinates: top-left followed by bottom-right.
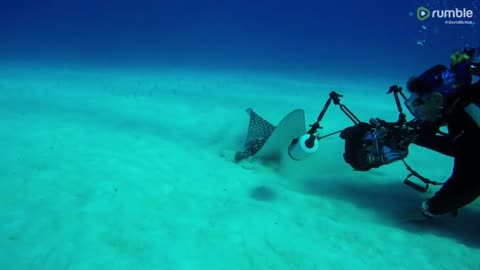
(340, 118), (410, 171)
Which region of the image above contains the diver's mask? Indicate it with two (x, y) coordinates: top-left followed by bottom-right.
(405, 92), (445, 122)
(405, 66), (459, 122)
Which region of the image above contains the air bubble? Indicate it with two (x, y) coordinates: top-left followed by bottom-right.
(416, 40), (426, 46)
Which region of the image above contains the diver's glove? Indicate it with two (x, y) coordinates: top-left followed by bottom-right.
(369, 117), (418, 147)
(405, 118), (439, 144)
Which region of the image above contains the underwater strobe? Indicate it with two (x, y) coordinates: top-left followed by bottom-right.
(288, 133), (320, 161)
(288, 91), (360, 161)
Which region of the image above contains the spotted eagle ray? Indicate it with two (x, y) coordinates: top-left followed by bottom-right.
(234, 108), (306, 163)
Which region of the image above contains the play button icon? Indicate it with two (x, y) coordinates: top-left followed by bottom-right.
(417, 6), (431, 21)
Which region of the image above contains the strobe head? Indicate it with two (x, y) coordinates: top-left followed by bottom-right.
(288, 133), (319, 161)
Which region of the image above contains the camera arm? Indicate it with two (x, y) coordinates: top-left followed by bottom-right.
(386, 85), (408, 126)
(288, 91), (363, 161)
(306, 91), (361, 137)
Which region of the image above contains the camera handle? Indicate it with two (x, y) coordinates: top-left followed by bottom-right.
(402, 160), (445, 192)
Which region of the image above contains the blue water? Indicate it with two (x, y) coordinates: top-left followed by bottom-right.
(1, 1), (480, 269)
(2, 0), (479, 78)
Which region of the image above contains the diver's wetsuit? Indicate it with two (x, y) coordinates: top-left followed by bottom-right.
(414, 82), (480, 215)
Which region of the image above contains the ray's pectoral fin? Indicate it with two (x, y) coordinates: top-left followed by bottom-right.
(234, 138), (269, 162)
(234, 108), (276, 162)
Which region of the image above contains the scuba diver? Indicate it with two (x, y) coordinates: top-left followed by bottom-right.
(235, 46), (480, 220)
(404, 47), (480, 217)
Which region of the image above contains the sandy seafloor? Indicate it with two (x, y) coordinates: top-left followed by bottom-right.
(0, 65), (479, 270)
